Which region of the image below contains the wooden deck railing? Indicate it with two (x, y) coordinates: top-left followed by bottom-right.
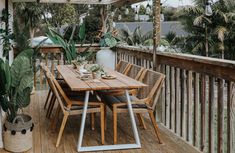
(113, 46), (235, 153)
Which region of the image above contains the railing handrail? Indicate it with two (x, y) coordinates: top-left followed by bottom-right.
(115, 46), (235, 81)
(115, 45), (235, 153)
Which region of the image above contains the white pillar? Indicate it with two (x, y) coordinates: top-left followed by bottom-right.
(0, 0), (5, 147)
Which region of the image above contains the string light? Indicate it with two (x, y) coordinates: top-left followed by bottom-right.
(146, 1), (151, 15)
(205, 0), (213, 16)
(125, 5), (129, 15)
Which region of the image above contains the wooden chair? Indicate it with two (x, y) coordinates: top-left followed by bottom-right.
(102, 64), (146, 129)
(41, 64), (97, 132)
(115, 60), (131, 74)
(45, 71), (105, 147)
(105, 63), (144, 96)
(40, 63), (69, 118)
(100, 69), (165, 144)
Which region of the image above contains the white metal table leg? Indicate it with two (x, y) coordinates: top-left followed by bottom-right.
(77, 90), (141, 152)
(77, 91), (90, 151)
(124, 90), (141, 146)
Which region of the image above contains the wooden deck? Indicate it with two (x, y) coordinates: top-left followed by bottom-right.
(0, 90), (201, 153)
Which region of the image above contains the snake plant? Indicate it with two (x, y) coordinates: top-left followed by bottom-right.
(0, 49), (34, 122)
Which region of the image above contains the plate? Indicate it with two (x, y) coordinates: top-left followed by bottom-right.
(101, 75), (116, 80)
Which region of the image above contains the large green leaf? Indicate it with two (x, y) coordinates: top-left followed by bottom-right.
(0, 59), (11, 95)
(10, 54), (32, 88)
(79, 23), (86, 41)
(46, 28), (77, 63)
(0, 95), (9, 112)
(105, 37), (117, 48)
(14, 72), (33, 108)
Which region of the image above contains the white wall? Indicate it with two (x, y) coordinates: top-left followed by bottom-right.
(0, 0), (5, 58)
(0, 0), (13, 148)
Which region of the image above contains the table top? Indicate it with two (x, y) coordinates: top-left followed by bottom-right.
(57, 65), (147, 91)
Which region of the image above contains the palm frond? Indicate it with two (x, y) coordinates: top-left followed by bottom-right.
(215, 26), (228, 42)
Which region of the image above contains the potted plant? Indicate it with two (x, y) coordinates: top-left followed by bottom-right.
(88, 64), (104, 79)
(0, 49), (34, 152)
(96, 31), (118, 70)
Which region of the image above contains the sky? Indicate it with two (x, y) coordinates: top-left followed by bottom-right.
(133, 0), (195, 7)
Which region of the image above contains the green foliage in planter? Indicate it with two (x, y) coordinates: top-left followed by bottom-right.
(47, 23), (95, 64)
(46, 28), (77, 64)
(0, 49), (34, 122)
(88, 64), (104, 73)
(99, 32), (117, 48)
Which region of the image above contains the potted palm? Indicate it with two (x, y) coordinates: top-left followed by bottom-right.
(96, 31), (118, 70)
(0, 49), (34, 152)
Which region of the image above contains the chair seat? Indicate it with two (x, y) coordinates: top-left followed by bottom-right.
(101, 94), (147, 109)
(57, 79), (69, 88)
(66, 94), (102, 110)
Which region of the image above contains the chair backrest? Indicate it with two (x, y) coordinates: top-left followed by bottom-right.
(138, 69), (165, 110)
(126, 64), (145, 80)
(116, 60), (131, 74)
(45, 70), (72, 112)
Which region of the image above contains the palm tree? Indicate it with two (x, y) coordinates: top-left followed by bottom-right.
(179, 0), (235, 59)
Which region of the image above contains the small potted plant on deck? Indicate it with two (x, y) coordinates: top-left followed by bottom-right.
(0, 49), (34, 152)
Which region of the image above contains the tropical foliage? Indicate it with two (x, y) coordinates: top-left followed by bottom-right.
(46, 28), (78, 63)
(99, 31), (118, 48)
(0, 49), (34, 122)
(118, 25), (173, 47)
(14, 2), (44, 39)
(178, 0), (235, 59)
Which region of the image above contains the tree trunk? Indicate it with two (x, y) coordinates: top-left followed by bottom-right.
(29, 27), (35, 40)
(29, 27), (35, 45)
(205, 26), (209, 57)
(100, 6), (107, 34)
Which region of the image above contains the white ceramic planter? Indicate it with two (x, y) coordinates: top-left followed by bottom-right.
(96, 47), (116, 70)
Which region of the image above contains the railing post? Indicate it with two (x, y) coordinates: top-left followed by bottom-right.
(152, 0), (161, 71)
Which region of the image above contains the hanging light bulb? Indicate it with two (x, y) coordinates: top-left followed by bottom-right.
(160, 14), (165, 21)
(118, 14), (122, 21)
(135, 5), (139, 14)
(146, 2), (151, 15)
(135, 11), (139, 21)
(135, 5), (139, 21)
(125, 5), (129, 15)
(113, 22), (116, 28)
(205, 1), (213, 16)
(111, 11), (115, 17)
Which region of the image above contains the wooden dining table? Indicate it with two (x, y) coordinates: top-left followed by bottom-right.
(57, 65), (147, 152)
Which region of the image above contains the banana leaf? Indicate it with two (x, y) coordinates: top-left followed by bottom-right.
(0, 59), (11, 95)
(13, 71), (33, 108)
(0, 95), (9, 112)
(47, 28), (77, 63)
(79, 23), (86, 42)
(10, 55), (32, 88)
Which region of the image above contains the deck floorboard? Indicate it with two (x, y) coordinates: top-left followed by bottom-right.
(0, 90), (200, 153)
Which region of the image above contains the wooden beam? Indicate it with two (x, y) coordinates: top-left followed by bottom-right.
(12, 0), (146, 5)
